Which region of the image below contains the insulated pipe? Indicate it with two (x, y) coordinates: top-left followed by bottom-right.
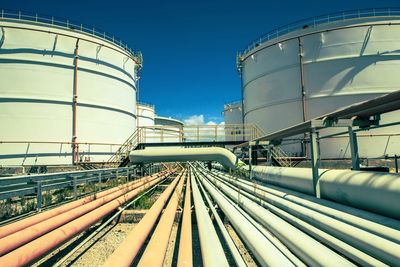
(132, 147), (399, 218)
(220, 183), (306, 267)
(200, 168), (354, 266)
(0, 173), (164, 256)
(209, 170), (388, 266)
(196, 168), (304, 267)
(252, 165), (400, 219)
(103, 171), (184, 267)
(0, 172), (171, 267)
(177, 170), (193, 267)
(190, 170), (229, 267)
(129, 147), (243, 170)
(137, 171), (186, 267)
(0, 171), (167, 239)
(214, 170), (400, 243)
(213, 171), (400, 266)
(193, 168), (295, 267)
(194, 169), (247, 267)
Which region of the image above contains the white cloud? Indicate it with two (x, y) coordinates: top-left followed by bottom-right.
(184, 114), (205, 125)
(183, 114), (224, 126)
(182, 114), (225, 141)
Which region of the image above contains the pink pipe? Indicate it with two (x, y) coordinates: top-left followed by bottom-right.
(0, 171), (173, 267)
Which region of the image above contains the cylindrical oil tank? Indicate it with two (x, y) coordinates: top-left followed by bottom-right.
(239, 9), (400, 158)
(154, 116), (184, 143)
(137, 102), (155, 143)
(223, 101), (243, 141)
(137, 103), (155, 127)
(0, 10), (141, 165)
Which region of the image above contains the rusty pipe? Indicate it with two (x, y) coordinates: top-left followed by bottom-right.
(177, 170), (192, 267)
(137, 170), (186, 267)
(0, 171), (167, 239)
(0, 173), (166, 256)
(103, 170), (184, 267)
(0, 172), (172, 267)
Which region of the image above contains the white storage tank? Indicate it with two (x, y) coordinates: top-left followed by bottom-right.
(223, 101), (243, 141)
(0, 10), (141, 165)
(238, 8), (400, 158)
(137, 103), (155, 127)
(154, 116), (184, 143)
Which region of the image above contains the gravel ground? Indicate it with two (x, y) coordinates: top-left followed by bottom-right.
(164, 222), (179, 267)
(68, 223), (137, 266)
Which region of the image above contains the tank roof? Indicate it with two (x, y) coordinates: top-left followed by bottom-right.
(238, 7), (400, 60)
(0, 8), (141, 65)
(155, 116), (184, 126)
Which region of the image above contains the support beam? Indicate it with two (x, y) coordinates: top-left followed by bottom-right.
(310, 128), (320, 198)
(249, 145), (252, 178)
(72, 39), (79, 165)
(348, 127), (360, 171)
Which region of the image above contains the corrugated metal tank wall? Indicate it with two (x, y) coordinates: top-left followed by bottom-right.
(0, 19), (139, 165)
(241, 16), (400, 158)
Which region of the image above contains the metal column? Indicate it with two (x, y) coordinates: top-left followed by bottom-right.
(310, 128), (320, 198)
(72, 39), (79, 164)
(249, 145), (252, 179)
(348, 127), (360, 170)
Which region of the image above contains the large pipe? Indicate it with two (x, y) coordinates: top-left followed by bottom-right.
(252, 165), (400, 219)
(193, 168), (296, 266)
(199, 168), (353, 266)
(0, 172), (172, 267)
(0, 174), (163, 256)
(194, 169), (247, 267)
(132, 147), (400, 219)
(0, 171), (167, 239)
(177, 170), (193, 267)
(191, 170), (229, 267)
(103, 171), (183, 267)
(215, 170), (400, 242)
(199, 169), (304, 267)
(210, 170), (398, 266)
(137, 171), (186, 267)
(129, 147), (243, 170)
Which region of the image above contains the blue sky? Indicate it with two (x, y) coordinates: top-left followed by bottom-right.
(2, 0), (399, 124)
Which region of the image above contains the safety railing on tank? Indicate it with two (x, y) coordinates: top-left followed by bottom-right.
(239, 7), (400, 57)
(137, 102), (155, 109)
(224, 100), (243, 110)
(0, 8), (142, 64)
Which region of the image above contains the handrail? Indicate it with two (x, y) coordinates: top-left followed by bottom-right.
(224, 100), (242, 107)
(0, 8), (141, 65)
(239, 7), (400, 58)
(137, 102), (155, 109)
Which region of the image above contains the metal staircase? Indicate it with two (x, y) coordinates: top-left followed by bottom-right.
(270, 146), (293, 167)
(250, 125), (296, 167)
(107, 128), (143, 166)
